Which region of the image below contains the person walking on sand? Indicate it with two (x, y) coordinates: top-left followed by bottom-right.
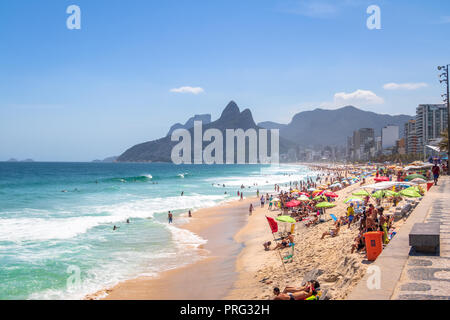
(256, 189), (259, 198)
(168, 211), (173, 224)
(188, 210), (192, 218)
(240, 192), (243, 201)
(260, 195), (265, 208)
(249, 204), (254, 216)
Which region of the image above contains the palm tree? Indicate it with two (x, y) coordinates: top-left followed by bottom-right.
(439, 130), (448, 152)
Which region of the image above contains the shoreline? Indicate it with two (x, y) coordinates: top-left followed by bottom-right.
(89, 196), (260, 300)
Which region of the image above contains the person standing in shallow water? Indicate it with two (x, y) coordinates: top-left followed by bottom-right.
(188, 210), (192, 218)
(168, 211), (173, 224)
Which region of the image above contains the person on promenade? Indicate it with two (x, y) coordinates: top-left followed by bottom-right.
(432, 163), (440, 186)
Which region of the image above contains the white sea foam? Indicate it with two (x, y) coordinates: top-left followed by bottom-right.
(0, 194), (227, 242)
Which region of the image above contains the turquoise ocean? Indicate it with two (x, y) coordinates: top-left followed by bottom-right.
(0, 162), (314, 299)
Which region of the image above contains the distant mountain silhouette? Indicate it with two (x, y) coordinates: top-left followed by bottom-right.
(258, 121), (287, 131)
(117, 103), (413, 162)
(118, 101), (294, 162)
(167, 114), (211, 136)
(279, 106), (413, 147)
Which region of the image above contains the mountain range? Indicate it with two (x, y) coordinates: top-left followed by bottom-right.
(117, 102), (414, 162)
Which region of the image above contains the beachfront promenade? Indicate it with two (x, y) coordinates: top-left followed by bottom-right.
(348, 176), (450, 300)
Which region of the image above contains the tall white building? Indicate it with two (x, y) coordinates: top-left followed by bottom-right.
(381, 125), (399, 150)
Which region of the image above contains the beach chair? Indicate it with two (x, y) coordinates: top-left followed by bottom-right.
(283, 244), (295, 263)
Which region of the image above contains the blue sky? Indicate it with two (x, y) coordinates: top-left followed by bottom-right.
(0, 0), (449, 161)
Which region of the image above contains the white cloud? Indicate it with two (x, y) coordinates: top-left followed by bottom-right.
(333, 89), (384, 107)
(170, 86), (205, 95)
(383, 82), (428, 90)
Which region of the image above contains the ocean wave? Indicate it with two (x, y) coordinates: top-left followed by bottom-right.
(0, 194), (227, 242)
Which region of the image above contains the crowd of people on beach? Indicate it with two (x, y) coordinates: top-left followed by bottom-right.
(246, 161), (446, 300)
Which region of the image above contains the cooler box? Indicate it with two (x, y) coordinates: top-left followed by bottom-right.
(364, 231), (384, 261)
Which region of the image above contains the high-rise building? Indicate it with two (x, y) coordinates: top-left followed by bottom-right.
(349, 128), (375, 160)
(382, 125), (399, 150)
(416, 104), (448, 152)
(404, 119), (419, 154)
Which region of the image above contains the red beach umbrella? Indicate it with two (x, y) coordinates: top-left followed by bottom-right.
(324, 192), (339, 198)
(374, 177), (389, 182)
(286, 200), (301, 207)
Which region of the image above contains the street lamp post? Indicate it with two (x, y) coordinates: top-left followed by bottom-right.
(438, 65), (450, 174)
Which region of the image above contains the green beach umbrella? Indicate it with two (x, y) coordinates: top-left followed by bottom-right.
(343, 196), (363, 204)
(313, 195), (327, 201)
(276, 216), (296, 224)
(405, 174), (426, 181)
(399, 187), (422, 198)
(316, 202), (336, 208)
(372, 190), (399, 199)
(352, 190), (370, 197)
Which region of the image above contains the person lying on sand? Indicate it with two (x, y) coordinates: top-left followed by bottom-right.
(321, 222), (341, 239)
(272, 233), (294, 250)
(305, 216), (319, 227)
(273, 281), (319, 300)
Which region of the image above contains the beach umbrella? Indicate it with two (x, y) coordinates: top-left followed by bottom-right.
(297, 195), (310, 201)
(374, 177), (390, 182)
(307, 188), (317, 192)
(298, 192), (310, 196)
(372, 190), (398, 199)
(324, 192), (339, 198)
(399, 187), (422, 198)
(405, 174), (426, 181)
(411, 178), (427, 184)
(276, 216), (296, 224)
(353, 190), (370, 197)
(272, 198), (280, 202)
(313, 195), (327, 201)
(286, 200), (301, 207)
(316, 202), (336, 208)
(343, 196), (363, 204)
(291, 189), (301, 193)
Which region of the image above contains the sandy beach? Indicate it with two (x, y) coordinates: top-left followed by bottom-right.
(87, 166), (414, 301)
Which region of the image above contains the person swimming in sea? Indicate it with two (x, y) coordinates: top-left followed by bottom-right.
(113, 225), (119, 231)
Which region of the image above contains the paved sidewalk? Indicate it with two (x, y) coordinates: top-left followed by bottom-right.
(348, 176), (450, 300)
(392, 176), (450, 300)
